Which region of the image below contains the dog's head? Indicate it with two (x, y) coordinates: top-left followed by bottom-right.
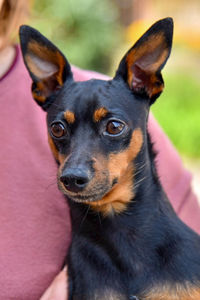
(19, 18), (173, 216)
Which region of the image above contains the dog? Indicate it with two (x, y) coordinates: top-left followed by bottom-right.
(19, 18), (200, 300)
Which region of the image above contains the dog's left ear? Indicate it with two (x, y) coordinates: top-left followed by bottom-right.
(19, 25), (73, 111)
(115, 18), (173, 104)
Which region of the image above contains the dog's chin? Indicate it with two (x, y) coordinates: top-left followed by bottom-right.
(58, 181), (111, 204)
(64, 191), (109, 204)
(67, 193), (105, 203)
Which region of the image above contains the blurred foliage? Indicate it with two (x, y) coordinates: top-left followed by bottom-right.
(126, 19), (200, 53)
(152, 73), (200, 158)
(31, 0), (122, 73)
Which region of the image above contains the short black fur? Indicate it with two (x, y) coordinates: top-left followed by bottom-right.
(19, 18), (200, 300)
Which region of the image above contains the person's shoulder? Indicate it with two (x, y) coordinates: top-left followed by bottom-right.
(0, 45), (32, 88)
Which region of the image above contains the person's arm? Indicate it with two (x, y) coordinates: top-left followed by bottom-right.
(40, 267), (67, 300)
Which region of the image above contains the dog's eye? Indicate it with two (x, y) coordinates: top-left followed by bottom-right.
(106, 120), (125, 135)
(50, 122), (66, 138)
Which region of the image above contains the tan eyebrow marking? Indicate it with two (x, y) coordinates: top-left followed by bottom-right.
(93, 107), (108, 122)
(64, 110), (75, 124)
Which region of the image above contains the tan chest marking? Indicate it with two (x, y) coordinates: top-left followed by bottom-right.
(142, 284), (200, 300)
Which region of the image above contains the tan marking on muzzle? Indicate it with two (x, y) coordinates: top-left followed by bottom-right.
(87, 128), (143, 216)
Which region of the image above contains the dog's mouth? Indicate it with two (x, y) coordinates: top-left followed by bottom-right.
(66, 192), (106, 203)
(58, 179), (112, 203)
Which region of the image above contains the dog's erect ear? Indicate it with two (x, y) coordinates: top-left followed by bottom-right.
(19, 25), (73, 110)
(115, 18), (173, 104)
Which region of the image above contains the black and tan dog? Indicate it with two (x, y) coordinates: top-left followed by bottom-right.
(19, 18), (200, 300)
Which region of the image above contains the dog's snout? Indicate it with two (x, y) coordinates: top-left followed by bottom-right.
(60, 168), (90, 193)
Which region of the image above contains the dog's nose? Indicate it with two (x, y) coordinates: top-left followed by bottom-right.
(60, 168), (90, 193)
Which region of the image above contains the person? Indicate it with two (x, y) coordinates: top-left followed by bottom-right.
(0, 1), (199, 299)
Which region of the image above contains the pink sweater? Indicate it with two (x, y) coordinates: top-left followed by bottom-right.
(0, 46), (199, 299)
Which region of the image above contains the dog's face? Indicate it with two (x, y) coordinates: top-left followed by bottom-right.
(46, 77), (145, 210)
(20, 18), (173, 215)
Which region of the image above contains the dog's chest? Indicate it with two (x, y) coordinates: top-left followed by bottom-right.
(68, 232), (150, 299)
(68, 234), (200, 300)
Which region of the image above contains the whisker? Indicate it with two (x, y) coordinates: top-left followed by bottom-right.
(97, 212), (102, 228)
(79, 205), (90, 229)
(45, 180), (57, 191)
(134, 176), (147, 189)
(134, 163), (146, 177)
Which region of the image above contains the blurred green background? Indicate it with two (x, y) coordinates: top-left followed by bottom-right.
(30, 0), (200, 160)
(31, 0), (122, 73)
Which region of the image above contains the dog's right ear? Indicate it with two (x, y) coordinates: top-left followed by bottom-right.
(19, 25), (73, 111)
(114, 18), (173, 105)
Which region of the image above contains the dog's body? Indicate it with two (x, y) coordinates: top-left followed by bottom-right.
(19, 18), (200, 299)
